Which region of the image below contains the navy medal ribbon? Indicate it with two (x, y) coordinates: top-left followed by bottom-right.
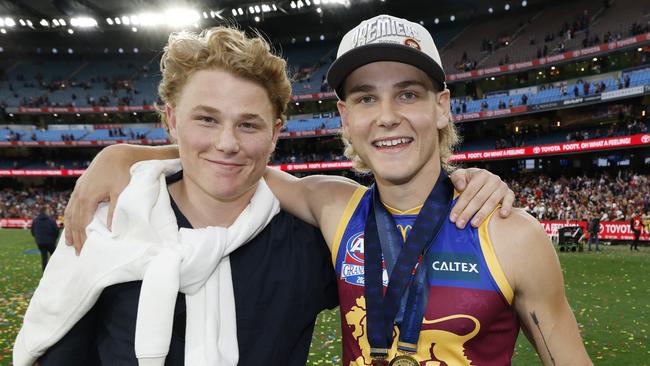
(364, 171), (453, 359)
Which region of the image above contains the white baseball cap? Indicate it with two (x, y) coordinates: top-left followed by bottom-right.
(327, 14), (446, 99)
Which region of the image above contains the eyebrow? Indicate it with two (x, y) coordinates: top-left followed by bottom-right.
(191, 105), (266, 122)
(346, 79), (431, 95)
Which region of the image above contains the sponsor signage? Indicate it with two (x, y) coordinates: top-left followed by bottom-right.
(450, 134), (650, 161)
(10, 105), (156, 114)
(1, 135), (647, 176)
(278, 128), (340, 138)
(541, 220), (649, 241)
(446, 33), (650, 82)
(600, 86), (645, 101)
(453, 105), (528, 122)
(0, 218), (62, 229)
(0, 139), (170, 148)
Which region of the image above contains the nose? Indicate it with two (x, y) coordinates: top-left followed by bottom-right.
(376, 99), (400, 128)
(214, 124), (240, 154)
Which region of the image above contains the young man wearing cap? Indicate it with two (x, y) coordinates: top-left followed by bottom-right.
(264, 14), (592, 365)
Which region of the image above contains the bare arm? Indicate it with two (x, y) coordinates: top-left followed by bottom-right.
(490, 210), (592, 366)
(264, 167), (359, 246)
(264, 167), (516, 248)
(64, 144), (179, 253)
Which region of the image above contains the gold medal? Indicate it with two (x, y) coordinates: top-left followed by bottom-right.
(388, 354), (419, 366)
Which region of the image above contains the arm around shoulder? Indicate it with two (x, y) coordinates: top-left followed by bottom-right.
(264, 168), (360, 243)
(488, 210), (593, 366)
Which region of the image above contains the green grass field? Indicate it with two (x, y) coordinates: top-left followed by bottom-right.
(1, 229), (648, 365)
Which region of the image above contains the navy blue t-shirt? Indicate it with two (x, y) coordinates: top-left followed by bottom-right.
(38, 171), (338, 365)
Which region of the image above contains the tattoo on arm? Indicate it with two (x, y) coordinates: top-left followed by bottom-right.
(530, 311), (556, 366)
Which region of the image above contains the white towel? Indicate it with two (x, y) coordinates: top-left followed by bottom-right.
(14, 159), (280, 366)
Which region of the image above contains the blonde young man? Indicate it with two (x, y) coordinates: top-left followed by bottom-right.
(267, 15), (591, 365)
(47, 24), (514, 366)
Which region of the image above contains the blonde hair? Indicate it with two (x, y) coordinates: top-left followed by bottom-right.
(341, 92), (460, 174)
(157, 26), (292, 129)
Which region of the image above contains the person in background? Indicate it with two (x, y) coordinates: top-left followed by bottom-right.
(31, 206), (60, 270)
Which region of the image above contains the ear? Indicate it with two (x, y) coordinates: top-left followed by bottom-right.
(337, 100), (350, 136)
(165, 104), (178, 142)
(435, 89), (452, 130)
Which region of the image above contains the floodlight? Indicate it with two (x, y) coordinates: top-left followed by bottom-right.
(317, 7), (322, 13)
(254, 16), (260, 22)
(232, 9), (238, 16)
(67, 28), (73, 34)
(59, 19), (66, 26)
(488, 7), (493, 13)
(53, 19), (60, 26)
(505, 3), (510, 10)
(52, 48), (58, 54)
(122, 16), (130, 25)
(67, 48), (73, 54)
(40, 19), (49, 26)
(71, 17), (98, 27)
(254, 5), (261, 12)
(107, 18), (114, 25)
(450, 15), (455, 21)
(18, 19), (25, 26)
(434, 18), (439, 24)
(290, 1), (296, 8)
(5, 18), (15, 27)
(522, 0), (527, 6)
(115, 17), (121, 25)
(0, 29), (6, 34)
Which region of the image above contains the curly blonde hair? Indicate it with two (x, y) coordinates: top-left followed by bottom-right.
(157, 26), (292, 130)
(341, 93), (460, 174)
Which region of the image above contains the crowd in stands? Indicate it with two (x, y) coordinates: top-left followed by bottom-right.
(0, 187), (70, 220)
(1, 171), (648, 230)
(455, 2), (650, 71)
(510, 170), (650, 223)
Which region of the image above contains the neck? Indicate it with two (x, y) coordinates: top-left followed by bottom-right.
(169, 179), (257, 228)
(374, 162), (441, 212)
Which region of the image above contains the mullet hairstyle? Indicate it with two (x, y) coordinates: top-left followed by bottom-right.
(341, 84), (460, 174)
(157, 26), (292, 131)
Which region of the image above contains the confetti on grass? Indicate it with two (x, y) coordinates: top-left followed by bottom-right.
(0, 230), (647, 366)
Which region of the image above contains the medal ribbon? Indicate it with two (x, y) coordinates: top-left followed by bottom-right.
(364, 171), (453, 358)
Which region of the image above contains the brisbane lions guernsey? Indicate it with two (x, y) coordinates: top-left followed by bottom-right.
(332, 186), (519, 366)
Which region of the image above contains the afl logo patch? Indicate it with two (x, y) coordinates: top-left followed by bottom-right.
(345, 232), (365, 263)
(404, 38), (421, 50)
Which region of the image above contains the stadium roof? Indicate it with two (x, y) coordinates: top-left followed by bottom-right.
(0, 0), (569, 52)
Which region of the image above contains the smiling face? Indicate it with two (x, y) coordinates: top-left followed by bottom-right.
(167, 68), (281, 204)
(337, 61), (451, 187)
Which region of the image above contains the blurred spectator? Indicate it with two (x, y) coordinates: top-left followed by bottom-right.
(31, 206), (61, 270)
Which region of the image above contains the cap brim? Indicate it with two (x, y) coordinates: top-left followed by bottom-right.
(327, 43), (446, 99)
